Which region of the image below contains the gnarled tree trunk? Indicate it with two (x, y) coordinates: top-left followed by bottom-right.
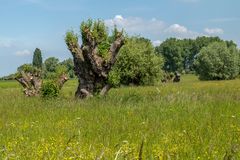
(66, 30), (124, 99)
(15, 71), (42, 96)
(16, 72), (68, 97)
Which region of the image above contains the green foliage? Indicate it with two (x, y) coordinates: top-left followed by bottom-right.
(108, 69), (121, 86)
(80, 19), (110, 59)
(44, 72), (57, 79)
(97, 41), (111, 60)
(55, 65), (68, 76)
(156, 38), (184, 72)
(41, 64), (68, 98)
(44, 57), (59, 73)
(42, 57), (74, 79)
(41, 81), (60, 98)
(17, 64), (36, 73)
(109, 37), (163, 86)
(32, 48), (43, 68)
(78, 19), (123, 60)
(80, 19), (108, 44)
(65, 19), (124, 63)
(194, 42), (239, 80)
(60, 58), (75, 78)
(108, 25), (121, 43)
(65, 31), (78, 45)
(16, 64), (42, 79)
(43, 65), (67, 80)
(194, 36), (222, 52)
(155, 36), (237, 73)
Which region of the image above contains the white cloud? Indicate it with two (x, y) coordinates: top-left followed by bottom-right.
(165, 24), (200, 38)
(165, 24), (188, 34)
(15, 49), (31, 56)
(105, 15), (166, 35)
(152, 40), (162, 46)
(204, 28), (224, 35)
(105, 15), (202, 39)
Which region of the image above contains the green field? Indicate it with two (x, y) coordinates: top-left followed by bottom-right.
(1, 75), (240, 159)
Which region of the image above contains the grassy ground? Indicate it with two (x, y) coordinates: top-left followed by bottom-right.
(0, 75), (240, 159)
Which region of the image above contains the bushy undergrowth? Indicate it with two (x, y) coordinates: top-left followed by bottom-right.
(41, 81), (60, 98)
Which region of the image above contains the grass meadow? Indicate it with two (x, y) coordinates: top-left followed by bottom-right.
(0, 75), (240, 159)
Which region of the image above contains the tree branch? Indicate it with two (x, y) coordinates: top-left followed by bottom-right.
(82, 46), (107, 78)
(57, 74), (69, 89)
(82, 29), (108, 78)
(109, 33), (125, 66)
(80, 89), (93, 98)
(15, 77), (29, 89)
(66, 41), (84, 62)
(100, 84), (112, 96)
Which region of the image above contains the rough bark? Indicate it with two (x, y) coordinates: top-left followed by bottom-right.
(66, 31), (124, 99)
(15, 71), (42, 96)
(16, 72), (68, 97)
(100, 84), (112, 96)
(57, 73), (69, 89)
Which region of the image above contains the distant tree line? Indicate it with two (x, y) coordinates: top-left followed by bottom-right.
(155, 37), (237, 73)
(155, 36), (240, 80)
(1, 48), (75, 80)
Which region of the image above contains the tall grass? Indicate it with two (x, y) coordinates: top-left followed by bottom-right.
(0, 75), (240, 159)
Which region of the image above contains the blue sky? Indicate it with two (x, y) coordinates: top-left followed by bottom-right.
(0, 0), (240, 76)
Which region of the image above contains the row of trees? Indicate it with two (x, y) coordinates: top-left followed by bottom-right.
(156, 37), (240, 80)
(1, 49), (74, 81)
(3, 19), (240, 98)
(155, 37), (238, 73)
(4, 37), (240, 84)
(17, 49), (75, 79)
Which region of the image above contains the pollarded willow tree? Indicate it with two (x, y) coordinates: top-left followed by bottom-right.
(65, 19), (125, 99)
(15, 64), (68, 97)
(15, 66), (42, 96)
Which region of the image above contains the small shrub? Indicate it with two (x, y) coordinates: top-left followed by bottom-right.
(41, 81), (60, 98)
